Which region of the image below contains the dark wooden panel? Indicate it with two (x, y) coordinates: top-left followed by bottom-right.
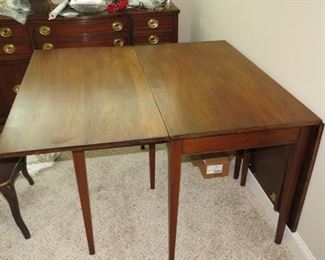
(250, 123), (324, 232)
(288, 123), (324, 231)
(250, 145), (291, 209)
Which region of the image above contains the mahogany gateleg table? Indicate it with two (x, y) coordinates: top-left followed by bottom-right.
(0, 47), (168, 254)
(134, 41), (323, 259)
(0, 42), (322, 259)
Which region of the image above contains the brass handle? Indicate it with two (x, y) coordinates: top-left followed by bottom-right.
(13, 85), (20, 94)
(112, 21), (123, 32)
(148, 35), (159, 45)
(39, 26), (51, 36)
(42, 43), (54, 50)
(0, 27), (12, 38)
(147, 19), (159, 29)
(3, 44), (16, 54)
(113, 38), (124, 47)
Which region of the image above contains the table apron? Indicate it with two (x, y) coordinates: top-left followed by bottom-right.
(181, 127), (300, 155)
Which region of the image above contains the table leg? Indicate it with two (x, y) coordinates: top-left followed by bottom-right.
(240, 149), (252, 186)
(233, 150), (242, 179)
(72, 151), (95, 255)
(168, 140), (182, 260)
(275, 127), (310, 243)
(149, 143), (155, 189)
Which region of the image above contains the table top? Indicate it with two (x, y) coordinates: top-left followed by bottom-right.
(0, 47), (168, 158)
(135, 41), (321, 139)
(0, 41), (322, 158)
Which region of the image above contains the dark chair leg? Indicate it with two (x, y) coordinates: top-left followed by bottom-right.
(233, 151), (242, 179)
(21, 160), (34, 185)
(1, 184), (31, 239)
(149, 144), (155, 189)
(240, 149), (252, 186)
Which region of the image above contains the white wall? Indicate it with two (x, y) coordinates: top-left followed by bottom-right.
(173, 1), (325, 259)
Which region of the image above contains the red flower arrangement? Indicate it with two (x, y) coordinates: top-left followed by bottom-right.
(107, 0), (128, 13)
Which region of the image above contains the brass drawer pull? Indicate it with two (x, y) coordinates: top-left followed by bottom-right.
(3, 44), (16, 54)
(112, 21), (123, 31)
(148, 35), (159, 45)
(0, 27), (12, 38)
(113, 38), (124, 47)
(13, 85), (20, 94)
(147, 19), (159, 29)
(42, 43), (54, 50)
(39, 26), (51, 36)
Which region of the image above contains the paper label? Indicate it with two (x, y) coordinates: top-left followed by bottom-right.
(206, 164), (223, 174)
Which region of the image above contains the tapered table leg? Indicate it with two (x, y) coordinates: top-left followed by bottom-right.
(240, 149), (252, 186)
(149, 143), (155, 189)
(168, 140), (182, 260)
(233, 151), (242, 179)
(275, 128), (310, 243)
(72, 151), (95, 255)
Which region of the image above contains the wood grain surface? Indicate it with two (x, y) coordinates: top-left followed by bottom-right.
(135, 41), (321, 139)
(0, 47), (167, 157)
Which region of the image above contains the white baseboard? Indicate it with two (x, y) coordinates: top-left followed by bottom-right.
(245, 170), (316, 260)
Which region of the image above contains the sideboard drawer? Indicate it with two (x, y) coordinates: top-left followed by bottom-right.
(0, 40), (33, 61)
(132, 31), (175, 45)
(0, 21), (30, 40)
(30, 17), (129, 38)
(34, 35), (130, 50)
(132, 15), (176, 31)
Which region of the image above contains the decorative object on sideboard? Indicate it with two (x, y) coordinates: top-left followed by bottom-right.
(70, 0), (107, 13)
(46, 0), (172, 19)
(48, 0), (69, 19)
(128, 0), (166, 9)
(107, 0), (128, 13)
(0, 0), (31, 24)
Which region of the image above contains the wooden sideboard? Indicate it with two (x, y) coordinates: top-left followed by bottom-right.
(0, 1), (179, 124)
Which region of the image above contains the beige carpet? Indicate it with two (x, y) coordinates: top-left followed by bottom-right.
(0, 148), (293, 259)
